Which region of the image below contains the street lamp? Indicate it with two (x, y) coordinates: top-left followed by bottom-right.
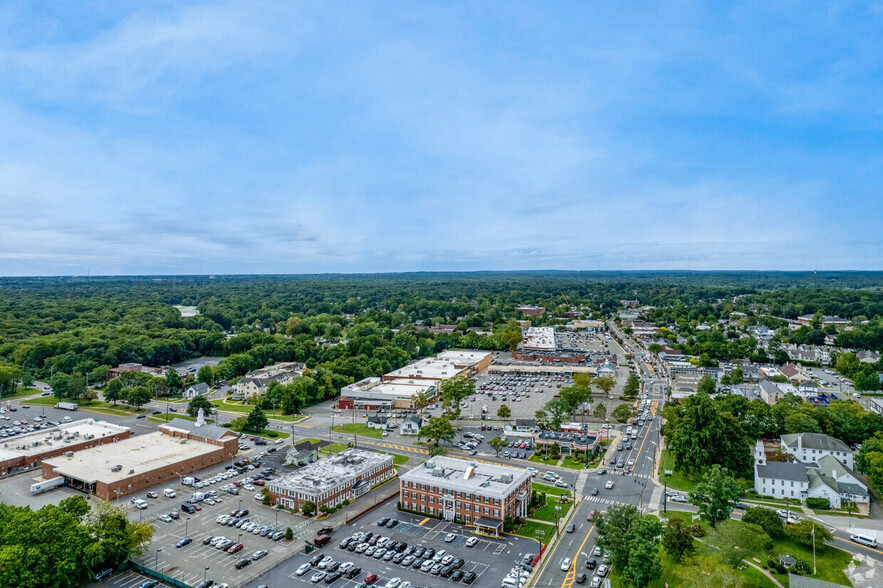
(155, 548), (161, 570)
(204, 567), (210, 584)
(185, 517), (191, 537)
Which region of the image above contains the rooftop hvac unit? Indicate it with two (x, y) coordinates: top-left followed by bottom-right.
(64, 451), (74, 458)
(433, 467), (445, 477)
(500, 474), (513, 484)
(111, 465), (122, 472)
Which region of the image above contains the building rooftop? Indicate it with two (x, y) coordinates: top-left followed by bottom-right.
(43, 431), (220, 485)
(159, 418), (237, 442)
(400, 456), (530, 499)
(756, 461), (809, 483)
(270, 448), (393, 495)
(0, 419), (129, 462)
(781, 433), (852, 454)
(522, 327), (556, 350)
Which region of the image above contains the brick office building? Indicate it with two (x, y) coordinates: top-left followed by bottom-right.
(268, 448), (394, 512)
(0, 419), (130, 476)
(399, 457), (531, 537)
(41, 416), (237, 500)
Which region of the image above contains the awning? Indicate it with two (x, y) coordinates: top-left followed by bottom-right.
(475, 516), (503, 529)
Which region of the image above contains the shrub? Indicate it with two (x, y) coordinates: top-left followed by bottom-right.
(267, 430), (279, 438)
(806, 497), (830, 510)
(285, 527), (294, 540)
(692, 524), (706, 537)
(792, 560), (812, 575)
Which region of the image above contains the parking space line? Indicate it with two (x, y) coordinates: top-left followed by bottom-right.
(418, 517), (430, 526)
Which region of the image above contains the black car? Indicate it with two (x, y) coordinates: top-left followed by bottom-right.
(590, 487), (599, 496)
(310, 554), (325, 566)
(385, 518), (399, 528)
(575, 573), (587, 584)
(424, 548), (435, 559)
(451, 570), (465, 582)
(585, 558), (596, 570)
(346, 567), (362, 579)
(413, 546), (426, 557)
(452, 558), (465, 569)
(347, 542), (359, 552)
(377, 516), (390, 526)
(395, 541), (408, 552)
(195, 581), (214, 588)
(440, 565), (454, 578)
(234, 558), (251, 569)
(327, 561), (340, 572)
(325, 571), (343, 584)
(462, 572), (477, 584)
(412, 558), (425, 569)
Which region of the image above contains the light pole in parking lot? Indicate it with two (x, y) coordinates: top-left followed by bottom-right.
(155, 548), (161, 571)
(204, 567), (210, 585)
(185, 517), (191, 537)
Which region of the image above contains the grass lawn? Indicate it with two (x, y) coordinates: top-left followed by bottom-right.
(320, 442), (349, 456)
(27, 396), (67, 406)
(295, 438), (322, 445)
(561, 456), (588, 470)
(331, 423), (383, 439)
(147, 413), (216, 424)
(532, 495), (573, 522)
(659, 450), (704, 493)
(515, 520), (556, 545)
(391, 454), (409, 466)
(769, 537), (854, 586)
(209, 399), (305, 422)
(532, 482), (572, 498)
(223, 422), (290, 439)
(529, 453), (559, 466)
(1, 387), (44, 400)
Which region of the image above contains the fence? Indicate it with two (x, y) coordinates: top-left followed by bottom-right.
(129, 561), (194, 588)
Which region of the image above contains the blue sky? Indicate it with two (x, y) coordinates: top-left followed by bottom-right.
(1, 2), (881, 275)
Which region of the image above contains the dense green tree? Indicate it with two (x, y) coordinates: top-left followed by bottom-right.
(697, 375), (716, 396)
(662, 517), (696, 562)
(245, 405), (268, 432)
(784, 519), (833, 547)
(708, 519), (771, 567)
(622, 372), (640, 399)
(49, 372), (69, 398)
(741, 506), (784, 539)
(0, 365), (22, 398)
(418, 417), (456, 446)
(612, 403), (633, 423)
(489, 436), (507, 456)
(594, 375), (616, 398)
(690, 465), (741, 527)
(593, 403), (607, 420)
(125, 386), (152, 409)
(594, 504), (662, 588)
(66, 373), (87, 401)
(165, 367), (182, 392)
(497, 405), (511, 418)
(187, 394), (214, 417)
(730, 367), (744, 384)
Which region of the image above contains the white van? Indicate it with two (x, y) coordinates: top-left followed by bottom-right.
(163, 488), (176, 498)
(190, 492), (205, 503)
(850, 534), (877, 548)
(182, 476), (195, 486)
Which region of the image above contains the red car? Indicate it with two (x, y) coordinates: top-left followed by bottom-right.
(249, 436), (256, 441)
(253, 480), (265, 486)
(587, 510), (596, 521)
(227, 543), (244, 554)
(364, 573), (378, 584)
(192, 504), (202, 511)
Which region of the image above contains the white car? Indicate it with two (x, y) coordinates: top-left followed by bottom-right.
(560, 558), (572, 571)
(465, 537), (479, 547)
(605, 480), (614, 489)
(385, 579), (401, 588)
(317, 556), (333, 569)
(444, 533), (456, 543)
(311, 571), (326, 583)
(592, 546), (602, 557)
(296, 563), (312, 576)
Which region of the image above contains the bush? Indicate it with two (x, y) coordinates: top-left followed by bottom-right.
(302, 501), (316, 517)
(267, 430), (279, 438)
(692, 524), (706, 537)
(792, 560), (812, 575)
(806, 497), (830, 510)
(285, 527), (294, 540)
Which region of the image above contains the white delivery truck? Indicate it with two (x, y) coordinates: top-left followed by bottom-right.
(190, 492), (205, 503)
(163, 488), (176, 498)
(182, 476), (195, 486)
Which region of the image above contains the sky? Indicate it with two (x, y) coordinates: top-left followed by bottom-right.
(1, 1), (882, 276)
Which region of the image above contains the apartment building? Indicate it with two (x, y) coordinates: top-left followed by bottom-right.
(399, 457), (531, 537)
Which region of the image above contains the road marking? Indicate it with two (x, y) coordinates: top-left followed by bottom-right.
(560, 523), (596, 588)
(418, 517), (430, 526)
(135, 424), (153, 429)
(835, 536), (883, 556)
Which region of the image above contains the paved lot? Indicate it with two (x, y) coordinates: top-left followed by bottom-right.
(245, 498), (541, 588)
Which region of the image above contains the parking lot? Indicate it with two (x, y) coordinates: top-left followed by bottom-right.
(246, 499), (540, 588)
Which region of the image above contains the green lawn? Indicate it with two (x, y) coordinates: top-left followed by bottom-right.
(561, 456), (587, 470)
(515, 520), (556, 545)
(26, 396), (149, 416)
(223, 422), (290, 439)
(532, 495), (573, 522)
(148, 413), (218, 424)
(769, 537), (854, 586)
(209, 399), (305, 422)
(532, 482), (572, 498)
(529, 453), (560, 466)
(320, 442), (349, 456)
(295, 437), (322, 445)
(659, 450), (704, 493)
(392, 454), (409, 466)
(0, 387), (43, 400)
(331, 423), (383, 438)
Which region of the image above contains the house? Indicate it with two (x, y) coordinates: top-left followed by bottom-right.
(811, 455), (869, 506)
(400, 415), (424, 436)
(366, 415), (389, 430)
(232, 362), (305, 401)
(182, 382), (210, 399)
(598, 361), (616, 376)
(754, 460), (809, 500)
(779, 363), (811, 384)
(798, 381), (819, 396)
(759, 380), (783, 405)
(514, 419), (536, 432)
(858, 350), (881, 364)
(284, 440), (328, 467)
(781, 432), (854, 469)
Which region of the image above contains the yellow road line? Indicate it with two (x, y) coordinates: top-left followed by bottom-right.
(418, 517), (430, 526)
(560, 523), (596, 588)
(834, 536), (883, 556)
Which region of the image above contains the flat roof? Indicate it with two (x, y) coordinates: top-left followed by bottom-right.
(435, 350), (492, 366)
(270, 448), (393, 495)
(43, 431), (219, 485)
(522, 327), (556, 350)
(400, 456), (530, 499)
(0, 419), (129, 462)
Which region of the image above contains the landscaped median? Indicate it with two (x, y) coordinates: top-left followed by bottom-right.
(209, 398), (307, 422)
(514, 520), (556, 545)
(331, 422), (384, 439)
(26, 395), (148, 417)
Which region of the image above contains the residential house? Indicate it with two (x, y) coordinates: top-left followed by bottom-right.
(232, 361), (305, 401)
(400, 415), (424, 436)
(285, 440), (328, 467)
(182, 382), (210, 399)
(366, 415), (389, 430)
(754, 460), (809, 501)
(779, 363), (811, 384)
(813, 455), (869, 506)
(758, 380), (783, 405)
(798, 381), (819, 396)
(858, 350), (881, 364)
(781, 432), (854, 469)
